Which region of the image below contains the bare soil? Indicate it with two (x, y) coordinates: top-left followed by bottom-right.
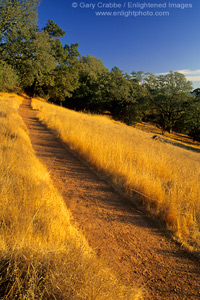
(19, 97), (200, 300)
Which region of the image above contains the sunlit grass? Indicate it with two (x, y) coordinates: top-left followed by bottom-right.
(0, 93), (142, 299)
(32, 98), (200, 251)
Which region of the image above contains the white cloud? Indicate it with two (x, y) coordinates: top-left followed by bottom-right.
(156, 69), (200, 82)
(177, 69), (200, 75)
(155, 72), (168, 75)
(184, 75), (200, 82)
(177, 69), (200, 82)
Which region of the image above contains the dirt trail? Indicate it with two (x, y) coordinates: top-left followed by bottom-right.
(19, 98), (200, 300)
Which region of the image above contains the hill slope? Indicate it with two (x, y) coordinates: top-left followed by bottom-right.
(0, 93), (141, 299)
(19, 96), (200, 299)
(32, 97), (200, 250)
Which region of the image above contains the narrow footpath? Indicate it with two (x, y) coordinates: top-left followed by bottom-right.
(19, 97), (200, 300)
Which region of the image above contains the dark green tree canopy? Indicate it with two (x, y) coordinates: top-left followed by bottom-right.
(0, 60), (18, 91)
(0, 0), (80, 98)
(130, 71), (144, 83)
(1, 0), (199, 139)
(144, 71), (193, 133)
(0, 0), (39, 60)
(192, 88), (200, 99)
(43, 19), (65, 38)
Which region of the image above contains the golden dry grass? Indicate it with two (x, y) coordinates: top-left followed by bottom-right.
(0, 93), (142, 299)
(32, 98), (200, 251)
(135, 122), (200, 151)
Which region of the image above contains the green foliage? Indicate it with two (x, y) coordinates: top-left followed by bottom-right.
(80, 55), (108, 77)
(47, 64), (79, 103)
(98, 68), (147, 125)
(130, 71), (144, 83)
(0, 0), (80, 99)
(41, 43), (80, 103)
(66, 55), (109, 111)
(184, 98), (200, 141)
(68, 63), (147, 125)
(103, 67), (136, 123)
(1, 0), (199, 137)
(0, 0), (39, 62)
(0, 0), (53, 92)
(145, 71), (193, 133)
(192, 88), (200, 99)
(20, 31), (57, 90)
(43, 19), (66, 38)
(0, 60), (19, 92)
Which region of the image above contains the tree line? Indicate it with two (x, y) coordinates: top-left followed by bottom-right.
(1, 0), (200, 140)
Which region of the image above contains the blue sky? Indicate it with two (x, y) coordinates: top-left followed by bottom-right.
(38, 0), (200, 89)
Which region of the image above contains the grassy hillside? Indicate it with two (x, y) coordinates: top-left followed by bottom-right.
(32, 98), (200, 251)
(0, 93), (142, 299)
